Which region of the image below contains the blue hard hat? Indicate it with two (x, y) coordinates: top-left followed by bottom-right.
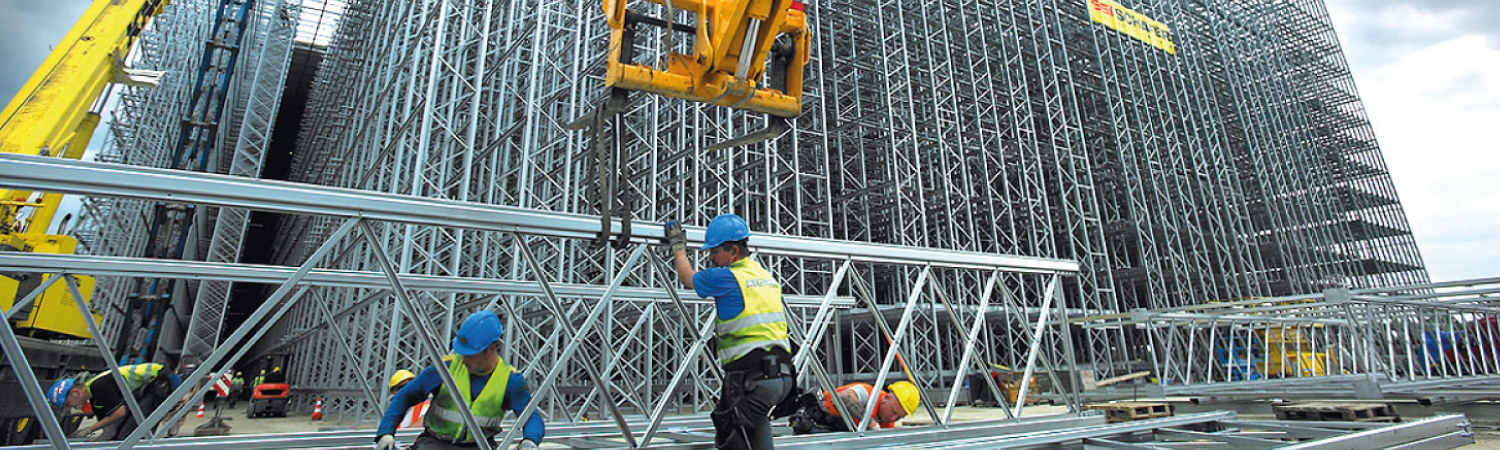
(702, 214), (751, 250)
(47, 377), (76, 408)
(452, 310), (504, 356)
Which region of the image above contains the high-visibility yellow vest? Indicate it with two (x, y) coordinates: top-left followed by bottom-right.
(87, 363), (164, 392)
(716, 258), (790, 365)
(425, 354), (513, 443)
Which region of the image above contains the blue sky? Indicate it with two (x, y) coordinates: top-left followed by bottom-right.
(1, 0), (1493, 282)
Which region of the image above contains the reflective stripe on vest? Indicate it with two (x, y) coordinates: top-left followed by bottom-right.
(425, 354), (512, 443)
(717, 258), (790, 365)
(400, 400), (429, 429)
(87, 363), (163, 392)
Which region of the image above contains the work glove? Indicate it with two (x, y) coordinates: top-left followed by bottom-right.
(374, 434), (398, 450)
(69, 428), (95, 440)
(514, 439), (539, 450)
(663, 220), (687, 253)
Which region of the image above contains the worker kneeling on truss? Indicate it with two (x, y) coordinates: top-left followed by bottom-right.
(787, 381), (920, 434)
(48, 363), (185, 442)
(374, 311), (544, 450)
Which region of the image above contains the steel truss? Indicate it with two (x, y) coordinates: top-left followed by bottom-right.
(1081, 277), (1500, 401)
(4, 412), (1475, 450)
(0, 153), (1080, 449)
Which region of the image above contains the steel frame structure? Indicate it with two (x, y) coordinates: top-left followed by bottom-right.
(2, 412), (1476, 450)
(0, 153), (1080, 448)
(25, 0), (1449, 446)
(1079, 277), (1500, 402)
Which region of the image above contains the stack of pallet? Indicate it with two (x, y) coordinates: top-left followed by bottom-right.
(1272, 402), (1401, 422)
(1084, 402), (1174, 423)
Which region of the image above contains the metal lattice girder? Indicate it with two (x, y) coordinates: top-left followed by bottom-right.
(1078, 278), (1500, 397)
(0, 153), (1078, 274)
(0, 150), (1084, 447)
(183, 0), (301, 364)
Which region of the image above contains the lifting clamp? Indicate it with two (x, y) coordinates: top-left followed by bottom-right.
(569, 0), (809, 246)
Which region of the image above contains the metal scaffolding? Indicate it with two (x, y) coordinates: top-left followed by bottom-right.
(17, 0), (1448, 445)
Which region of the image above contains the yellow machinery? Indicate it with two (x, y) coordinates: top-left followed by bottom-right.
(0, 0), (169, 338)
(574, 0), (809, 246)
(602, 0), (808, 120)
(1256, 326), (1331, 377)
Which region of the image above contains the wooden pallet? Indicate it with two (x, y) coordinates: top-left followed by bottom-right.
(1084, 402), (1174, 423)
(1272, 402), (1400, 422)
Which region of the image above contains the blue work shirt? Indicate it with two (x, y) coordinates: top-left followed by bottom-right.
(694, 267), (744, 320)
(377, 364), (545, 443)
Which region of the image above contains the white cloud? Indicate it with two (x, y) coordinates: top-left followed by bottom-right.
(1329, 1), (1500, 281)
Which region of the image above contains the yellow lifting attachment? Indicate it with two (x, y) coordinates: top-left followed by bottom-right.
(570, 0), (809, 247)
(601, 0), (809, 120)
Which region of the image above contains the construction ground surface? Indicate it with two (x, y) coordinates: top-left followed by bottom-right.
(66, 402), (1500, 449)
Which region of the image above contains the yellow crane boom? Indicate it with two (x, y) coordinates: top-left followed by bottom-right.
(0, 0), (168, 234)
(0, 0), (169, 339)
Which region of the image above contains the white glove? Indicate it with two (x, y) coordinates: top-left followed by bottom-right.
(69, 428), (95, 439)
(374, 434), (398, 450)
(515, 439), (539, 450)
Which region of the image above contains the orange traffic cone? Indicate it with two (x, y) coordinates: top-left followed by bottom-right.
(195, 402), (205, 418)
(310, 396), (324, 421)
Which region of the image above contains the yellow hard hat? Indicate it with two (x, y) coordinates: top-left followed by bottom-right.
(259, 370), (265, 375)
(273, 367), (281, 372)
(389, 370), (416, 390)
(888, 381), (920, 416)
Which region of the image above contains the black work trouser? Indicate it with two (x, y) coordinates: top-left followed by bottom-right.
(714, 373), (793, 450)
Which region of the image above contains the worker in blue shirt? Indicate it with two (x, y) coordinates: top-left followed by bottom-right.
(374, 310), (544, 450)
(664, 213), (795, 450)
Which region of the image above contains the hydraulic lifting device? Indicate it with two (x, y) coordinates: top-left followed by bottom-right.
(0, 0), (169, 340)
(0, 0), (168, 443)
(571, 0), (810, 247)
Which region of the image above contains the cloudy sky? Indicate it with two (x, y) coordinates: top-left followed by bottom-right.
(1324, 0), (1500, 282)
(0, 0), (1494, 282)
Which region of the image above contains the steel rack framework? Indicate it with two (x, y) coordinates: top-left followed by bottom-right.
(1078, 277), (1500, 401)
(57, 0), (1446, 440)
(0, 153), (1081, 449)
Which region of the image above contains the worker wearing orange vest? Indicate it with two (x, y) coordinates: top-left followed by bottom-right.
(790, 381), (920, 434)
(389, 369), (428, 429)
(665, 214), (795, 450)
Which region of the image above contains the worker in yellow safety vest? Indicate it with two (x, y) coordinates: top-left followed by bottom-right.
(665, 213), (795, 450)
(47, 363), (184, 441)
(388, 369), (428, 429)
(374, 310), (545, 450)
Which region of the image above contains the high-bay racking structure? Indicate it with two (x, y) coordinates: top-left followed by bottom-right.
(0, 0), (1452, 444)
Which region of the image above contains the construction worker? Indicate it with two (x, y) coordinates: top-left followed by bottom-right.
(267, 366), (284, 383)
(46, 363), (183, 441)
(389, 369), (427, 429)
(789, 381), (919, 434)
(253, 369), (266, 387)
(230, 371), (245, 408)
(374, 310), (544, 450)
(664, 213), (795, 450)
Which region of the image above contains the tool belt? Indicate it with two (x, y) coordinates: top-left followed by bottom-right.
(722, 347), (794, 381)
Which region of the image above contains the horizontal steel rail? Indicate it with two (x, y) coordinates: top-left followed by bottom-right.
(0, 252), (855, 307)
(0, 153), (1078, 273)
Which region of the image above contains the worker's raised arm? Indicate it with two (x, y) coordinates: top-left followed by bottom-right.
(664, 221), (696, 288)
